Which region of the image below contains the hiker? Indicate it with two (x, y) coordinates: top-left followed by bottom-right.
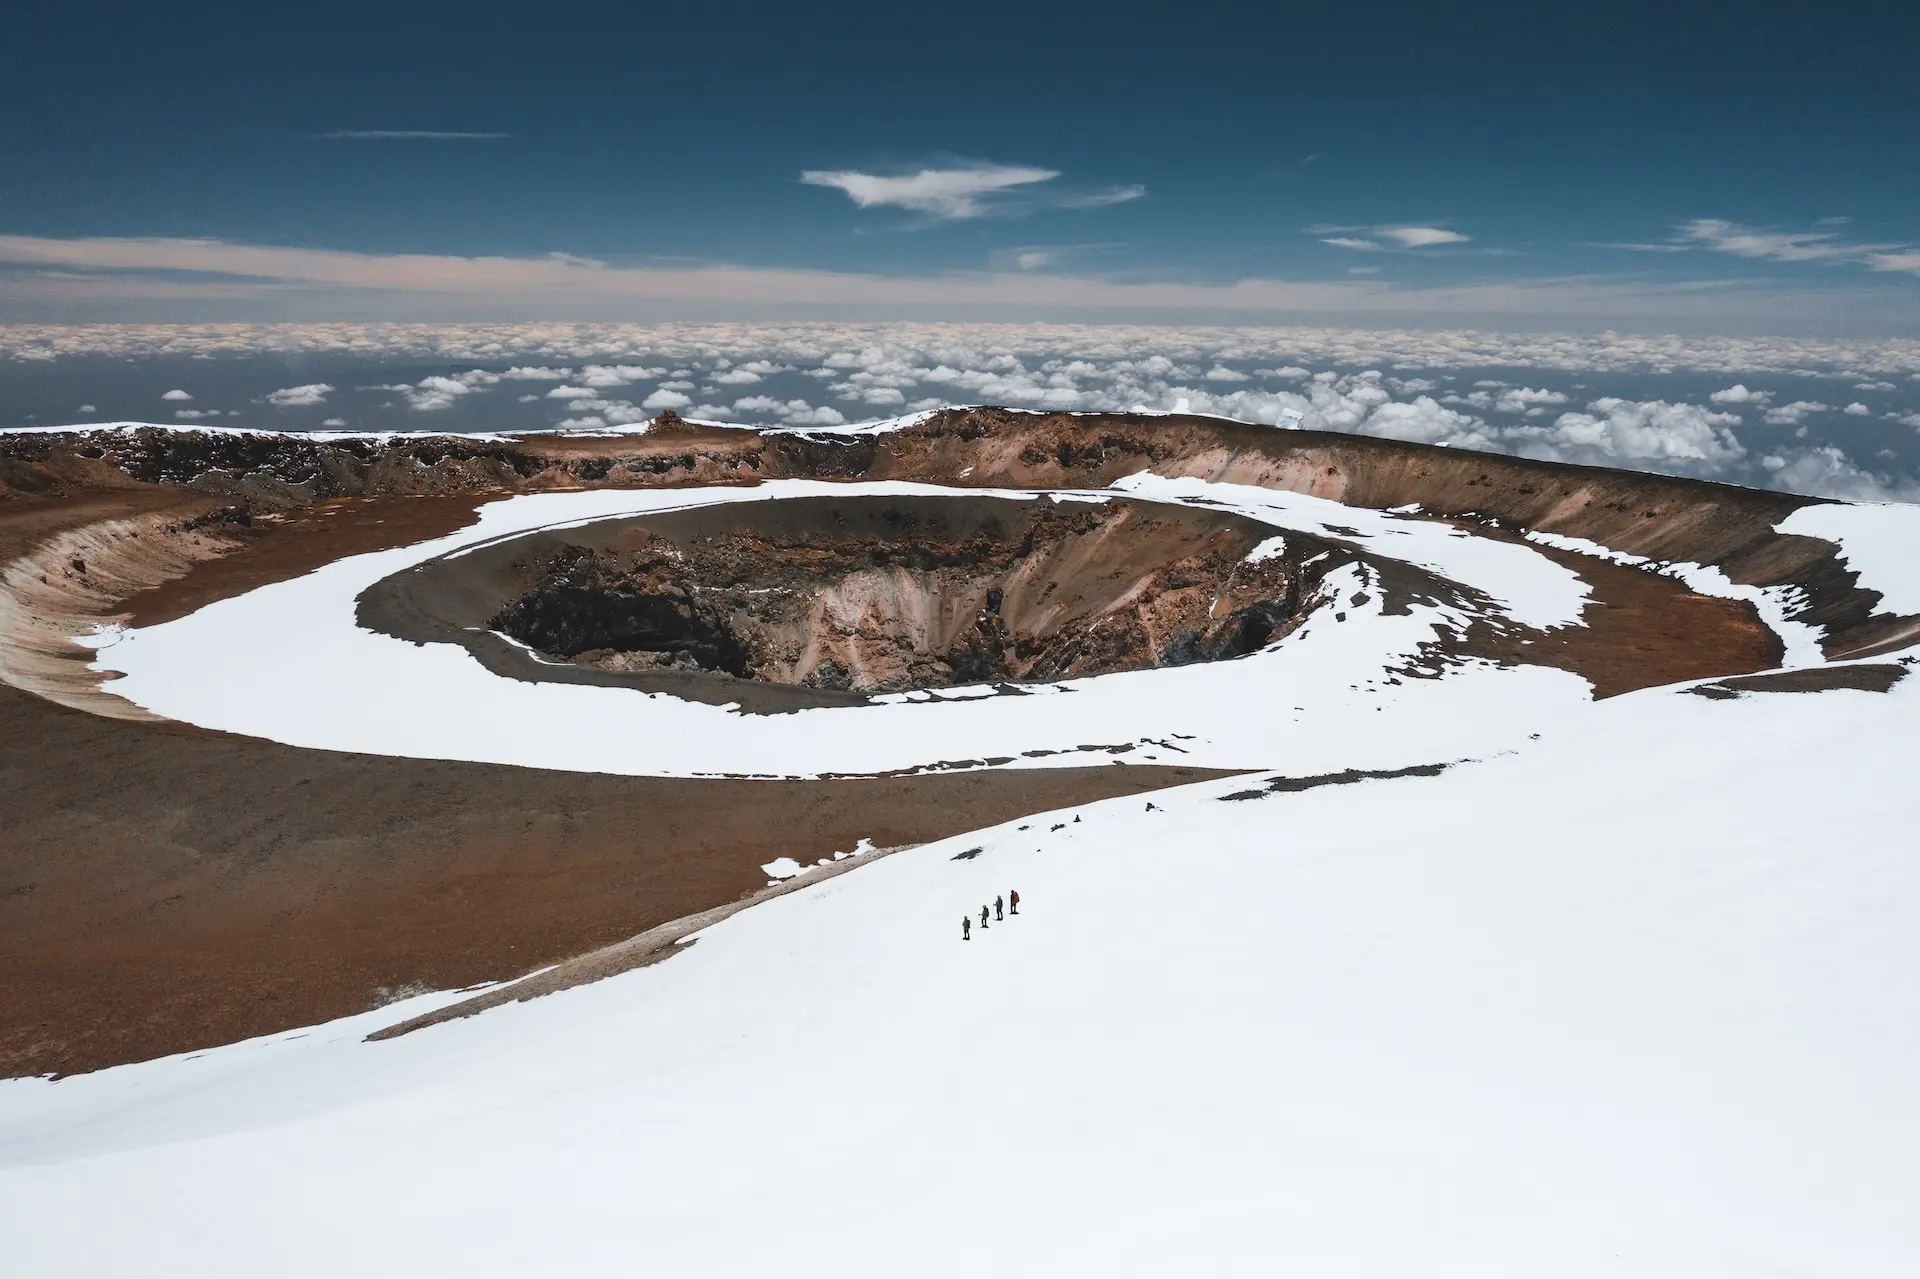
(980, 904), (990, 930)
(962, 915), (971, 941)
(1010, 889), (1020, 915)
(995, 895), (1004, 921)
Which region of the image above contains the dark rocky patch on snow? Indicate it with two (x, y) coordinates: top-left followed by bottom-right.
(1686, 664), (1907, 698)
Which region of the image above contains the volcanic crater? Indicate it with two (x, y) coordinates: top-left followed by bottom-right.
(361, 494), (1366, 705)
(11, 404), (1897, 1076)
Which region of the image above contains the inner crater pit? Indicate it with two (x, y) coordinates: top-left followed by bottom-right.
(477, 495), (1354, 693)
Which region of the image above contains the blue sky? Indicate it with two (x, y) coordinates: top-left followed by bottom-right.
(1, 0), (1916, 330)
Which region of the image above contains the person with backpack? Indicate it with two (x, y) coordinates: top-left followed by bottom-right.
(994, 895), (1004, 921)
(980, 904), (990, 930)
(962, 915), (971, 941)
(1009, 889), (1020, 915)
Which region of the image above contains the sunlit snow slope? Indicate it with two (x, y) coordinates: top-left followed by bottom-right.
(2, 657), (1917, 1275)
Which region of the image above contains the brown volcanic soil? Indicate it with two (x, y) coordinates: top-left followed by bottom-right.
(1452, 524), (1783, 699)
(0, 662), (1214, 1079)
(124, 493), (502, 628)
(2, 407), (1907, 1076)
(0, 488), (1222, 1078)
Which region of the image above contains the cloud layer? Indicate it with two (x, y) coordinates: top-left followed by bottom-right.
(9, 320), (1914, 375)
(15, 235), (1898, 330)
(8, 322), (1917, 501)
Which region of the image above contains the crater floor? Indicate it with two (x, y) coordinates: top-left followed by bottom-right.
(479, 495), (1345, 693)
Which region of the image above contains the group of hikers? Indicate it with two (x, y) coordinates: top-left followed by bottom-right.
(962, 890), (1019, 940)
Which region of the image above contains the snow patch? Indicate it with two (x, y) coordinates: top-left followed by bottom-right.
(1776, 501), (1920, 617)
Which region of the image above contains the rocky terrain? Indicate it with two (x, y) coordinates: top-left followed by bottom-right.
(481, 497), (1329, 692)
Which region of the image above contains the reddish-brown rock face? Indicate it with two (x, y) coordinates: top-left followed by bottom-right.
(480, 496), (1347, 693)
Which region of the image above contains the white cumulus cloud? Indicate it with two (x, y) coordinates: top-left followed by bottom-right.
(575, 364), (665, 388)
(1763, 401), (1831, 426)
(380, 368), (499, 411)
(731, 395), (846, 426)
(266, 383), (333, 406)
(1513, 399), (1746, 467)
(1759, 446), (1920, 501)
(1445, 386), (1570, 414)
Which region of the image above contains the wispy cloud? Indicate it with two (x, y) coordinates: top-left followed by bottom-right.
(1606, 219), (1920, 277)
(1866, 251), (1920, 274)
(1060, 184), (1146, 210)
(1591, 241), (1692, 253)
(1379, 226), (1469, 248)
(1680, 219), (1878, 264)
(990, 242), (1124, 273)
(313, 130), (513, 141)
(800, 164), (1143, 221)
(801, 165), (1060, 219)
(1317, 225), (1471, 251)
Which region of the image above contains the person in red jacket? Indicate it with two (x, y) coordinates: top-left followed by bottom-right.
(1009, 889), (1020, 915)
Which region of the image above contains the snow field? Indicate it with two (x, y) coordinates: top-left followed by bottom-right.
(80, 479), (1597, 778)
(13, 454), (1920, 1273)
(3, 663), (1917, 1275)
